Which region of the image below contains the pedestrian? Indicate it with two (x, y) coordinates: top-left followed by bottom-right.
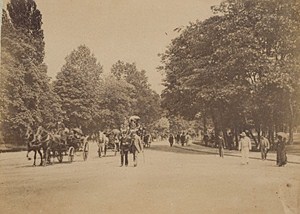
(217, 132), (225, 158)
(180, 132), (186, 146)
(227, 132), (234, 150)
(258, 136), (270, 160)
(114, 134), (120, 152)
(276, 133), (287, 167)
(203, 133), (209, 147)
(185, 133), (191, 146)
(131, 131), (144, 167)
(238, 132), (252, 165)
(119, 133), (131, 167)
(168, 133), (174, 147)
(176, 133), (181, 144)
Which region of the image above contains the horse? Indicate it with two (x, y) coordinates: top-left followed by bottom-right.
(24, 125), (44, 166)
(96, 131), (109, 157)
(27, 125), (60, 166)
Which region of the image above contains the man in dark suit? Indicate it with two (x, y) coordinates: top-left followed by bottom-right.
(131, 132), (143, 167)
(120, 133), (131, 167)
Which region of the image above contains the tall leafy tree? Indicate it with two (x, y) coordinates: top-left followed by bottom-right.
(7, 0), (45, 65)
(96, 75), (136, 129)
(1, 1), (59, 144)
(111, 61), (161, 127)
(160, 0), (300, 143)
(53, 45), (103, 134)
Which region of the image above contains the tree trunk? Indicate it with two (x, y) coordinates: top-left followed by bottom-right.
(288, 96), (294, 144)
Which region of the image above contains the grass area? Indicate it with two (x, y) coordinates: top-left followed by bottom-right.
(0, 143), (27, 153)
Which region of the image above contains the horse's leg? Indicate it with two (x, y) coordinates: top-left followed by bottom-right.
(38, 149), (43, 166)
(33, 150), (37, 166)
(26, 150), (32, 160)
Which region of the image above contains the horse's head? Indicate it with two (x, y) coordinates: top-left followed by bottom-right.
(24, 125), (33, 140)
(36, 126), (50, 142)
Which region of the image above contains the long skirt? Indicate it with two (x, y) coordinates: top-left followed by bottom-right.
(277, 148), (287, 166)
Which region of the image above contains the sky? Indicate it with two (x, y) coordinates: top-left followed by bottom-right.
(2, 0), (221, 93)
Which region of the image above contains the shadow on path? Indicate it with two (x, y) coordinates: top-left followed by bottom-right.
(148, 144), (214, 156)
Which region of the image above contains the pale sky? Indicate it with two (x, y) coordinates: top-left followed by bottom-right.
(2, 0), (221, 93)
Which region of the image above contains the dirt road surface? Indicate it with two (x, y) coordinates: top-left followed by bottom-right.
(0, 141), (299, 214)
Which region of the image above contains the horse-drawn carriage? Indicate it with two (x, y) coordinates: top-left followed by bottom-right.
(96, 131), (119, 157)
(25, 125), (89, 166)
(44, 134), (89, 164)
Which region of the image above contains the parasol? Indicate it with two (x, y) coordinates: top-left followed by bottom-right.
(111, 129), (121, 134)
(276, 132), (288, 139)
(129, 115), (140, 121)
(73, 128), (83, 135)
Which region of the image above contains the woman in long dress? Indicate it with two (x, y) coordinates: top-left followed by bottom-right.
(276, 133), (287, 167)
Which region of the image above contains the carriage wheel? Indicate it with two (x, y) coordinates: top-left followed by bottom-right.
(68, 146), (75, 162)
(83, 142), (89, 161)
(56, 151), (63, 163)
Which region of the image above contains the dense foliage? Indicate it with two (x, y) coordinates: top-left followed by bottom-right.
(1, 0), (162, 144)
(160, 0), (300, 143)
(1, 1), (62, 144)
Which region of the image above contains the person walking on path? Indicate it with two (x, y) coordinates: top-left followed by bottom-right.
(131, 132), (144, 167)
(258, 136), (270, 160)
(203, 133), (209, 147)
(176, 133), (181, 144)
(276, 133), (288, 167)
(238, 132), (252, 164)
(180, 132), (186, 146)
(217, 132), (225, 158)
(185, 133), (191, 146)
(226, 132), (234, 150)
(119, 133), (131, 167)
(168, 133), (174, 147)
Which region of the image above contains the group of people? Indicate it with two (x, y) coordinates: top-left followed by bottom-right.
(117, 117), (145, 167)
(215, 131), (288, 167)
(168, 132), (192, 147)
(27, 122), (85, 148)
(119, 131), (144, 167)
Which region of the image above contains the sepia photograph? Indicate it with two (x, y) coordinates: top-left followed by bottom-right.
(0, 0), (300, 213)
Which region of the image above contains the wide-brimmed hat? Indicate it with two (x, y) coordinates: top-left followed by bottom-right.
(277, 132), (288, 139)
(240, 132), (246, 137)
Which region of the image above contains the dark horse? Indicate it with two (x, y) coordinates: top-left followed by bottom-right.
(25, 126), (43, 166)
(25, 125), (53, 166)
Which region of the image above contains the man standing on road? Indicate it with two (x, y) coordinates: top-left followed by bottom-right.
(131, 132), (144, 167)
(120, 133), (131, 167)
(258, 136), (270, 160)
(168, 133), (174, 147)
(217, 132), (225, 158)
(176, 133), (181, 144)
(180, 132), (186, 146)
(238, 132), (252, 164)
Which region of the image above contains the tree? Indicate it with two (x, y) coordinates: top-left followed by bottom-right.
(96, 75), (136, 129)
(111, 61), (161, 127)
(53, 45), (103, 134)
(1, 2), (59, 144)
(7, 0), (45, 65)
(160, 0), (300, 143)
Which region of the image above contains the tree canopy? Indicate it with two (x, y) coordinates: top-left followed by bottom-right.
(1, 2), (62, 144)
(160, 0), (300, 143)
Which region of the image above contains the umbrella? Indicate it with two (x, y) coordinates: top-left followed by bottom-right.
(111, 129), (121, 134)
(73, 128), (83, 135)
(129, 115), (140, 121)
(276, 132), (288, 139)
